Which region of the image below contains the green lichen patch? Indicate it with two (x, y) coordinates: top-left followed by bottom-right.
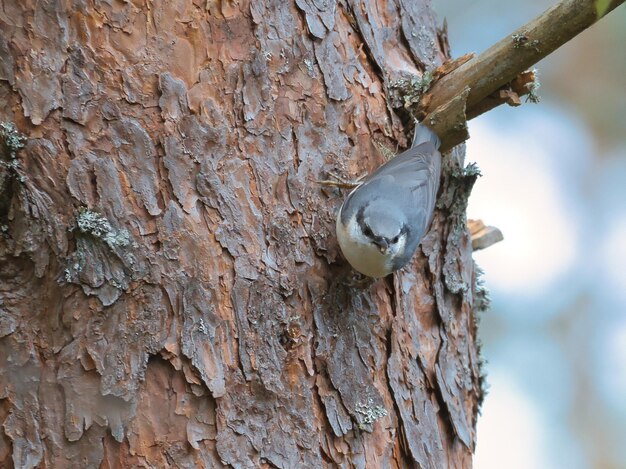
(63, 247), (87, 282)
(0, 122), (27, 221)
(472, 262), (491, 410)
(76, 208), (131, 250)
(0, 122), (26, 160)
(512, 33), (540, 52)
(66, 209), (141, 306)
(525, 68), (541, 103)
(438, 162), (482, 215)
(437, 162), (482, 295)
(472, 262), (491, 314)
(388, 70), (434, 111)
(355, 397), (387, 430)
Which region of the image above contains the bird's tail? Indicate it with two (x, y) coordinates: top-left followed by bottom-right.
(412, 121), (440, 150)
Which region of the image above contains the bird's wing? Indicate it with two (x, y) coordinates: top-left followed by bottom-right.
(341, 142), (441, 231)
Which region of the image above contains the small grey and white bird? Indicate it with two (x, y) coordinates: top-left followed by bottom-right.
(336, 123), (442, 278)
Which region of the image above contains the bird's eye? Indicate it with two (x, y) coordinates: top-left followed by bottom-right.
(391, 235), (400, 244)
(362, 225), (374, 238)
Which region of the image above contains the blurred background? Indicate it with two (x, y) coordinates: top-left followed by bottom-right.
(432, 1), (626, 468)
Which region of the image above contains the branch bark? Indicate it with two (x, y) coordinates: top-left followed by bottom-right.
(419, 0), (625, 150)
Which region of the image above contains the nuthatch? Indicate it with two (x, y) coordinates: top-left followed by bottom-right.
(336, 123), (441, 277)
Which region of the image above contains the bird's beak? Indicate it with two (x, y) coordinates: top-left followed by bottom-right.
(376, 239), (389, 254)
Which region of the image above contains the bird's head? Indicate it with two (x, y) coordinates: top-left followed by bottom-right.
(355, 203), (408, 257)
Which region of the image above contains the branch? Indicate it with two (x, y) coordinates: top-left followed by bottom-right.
(416, 0), (625, 151)
(468, 219), (504, 251)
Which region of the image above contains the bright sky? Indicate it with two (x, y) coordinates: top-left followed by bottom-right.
(434, 0), (626, 467)
(467, 117), (580, 295)
(474, 370), (552, 469)
(464, 108), (626, 468)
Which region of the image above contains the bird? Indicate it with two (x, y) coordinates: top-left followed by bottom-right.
(335, 123), (442, 278)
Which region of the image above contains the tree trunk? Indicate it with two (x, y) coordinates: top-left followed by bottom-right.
(0, 1), (483, 468)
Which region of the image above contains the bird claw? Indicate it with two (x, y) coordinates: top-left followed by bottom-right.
(317, 171), (365, 189)
(345, 271), (376, 288)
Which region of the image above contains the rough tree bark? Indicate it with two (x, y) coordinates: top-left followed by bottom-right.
(0, 1), (485, 468)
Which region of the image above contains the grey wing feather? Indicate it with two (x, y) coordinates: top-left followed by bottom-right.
(341, 141), (442, 239)
(338, 122), (441, 271)
(362, 122), (440, 187)
(380, 144), (441, 235)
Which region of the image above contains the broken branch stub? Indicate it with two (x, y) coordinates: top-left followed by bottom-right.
(468, 219), (504, 251)
(423, 87), (470, 153)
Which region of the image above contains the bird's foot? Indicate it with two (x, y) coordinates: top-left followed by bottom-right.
(317, 171), (365, 189)
(345, 272), (376, 289)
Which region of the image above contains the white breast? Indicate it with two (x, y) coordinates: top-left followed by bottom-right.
(336, 213), (393, 278)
